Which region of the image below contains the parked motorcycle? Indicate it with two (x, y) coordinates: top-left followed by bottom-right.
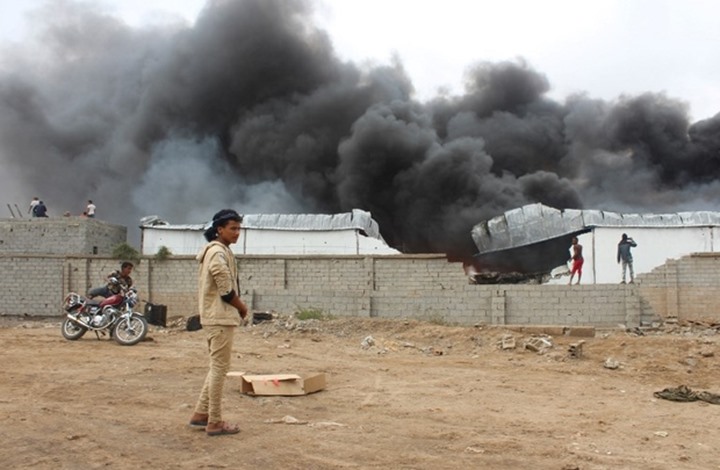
(61, 285), (148, 346)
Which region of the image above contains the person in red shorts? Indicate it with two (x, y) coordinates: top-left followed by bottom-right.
(568, 237), (584, 285)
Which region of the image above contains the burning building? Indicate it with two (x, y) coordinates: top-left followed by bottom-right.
(472, 203), (720, 284)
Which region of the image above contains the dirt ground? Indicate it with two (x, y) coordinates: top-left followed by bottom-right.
(1, 314), (719, 470)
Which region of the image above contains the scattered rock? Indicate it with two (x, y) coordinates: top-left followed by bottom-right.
(603, 358), (620, 369)
(265, 415), (308, 425)
(308, 421), (347, 428)
(682, 357), (698, 367)
(464, 446), (485, 454)
(699, 349), (714, 358)
(361, 335), (375, 349)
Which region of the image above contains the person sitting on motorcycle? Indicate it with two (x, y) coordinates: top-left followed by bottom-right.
(88, 261), (134, 299)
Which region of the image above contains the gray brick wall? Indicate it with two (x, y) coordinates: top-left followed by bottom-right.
(0, 256), (66, 316)
(637, 253), (720, 322)
(0, 218), (126, 255)
(2, 252), (693, 328)
(8, 219), (720, 326)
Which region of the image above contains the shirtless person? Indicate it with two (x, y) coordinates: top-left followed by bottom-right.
(568, 237), (584, 285)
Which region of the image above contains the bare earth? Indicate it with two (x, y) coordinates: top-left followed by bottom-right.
(1, 315), (719, 470)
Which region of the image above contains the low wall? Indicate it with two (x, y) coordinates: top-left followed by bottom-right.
(0, 218), (126, 256)
(636, 253), (720, 322)
(0, 253), (672, 328)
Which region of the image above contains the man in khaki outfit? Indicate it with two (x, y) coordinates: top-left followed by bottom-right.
(189, 209), (248, 436)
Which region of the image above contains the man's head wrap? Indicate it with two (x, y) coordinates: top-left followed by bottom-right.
(203, 209), (243, 242)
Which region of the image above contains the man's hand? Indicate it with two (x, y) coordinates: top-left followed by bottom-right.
(230, 295), (249, 320)
(238, 303), (248, 320)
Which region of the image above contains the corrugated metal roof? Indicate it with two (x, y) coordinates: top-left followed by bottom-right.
(472, 203), (720, 254)
(140, 209), (385, 241)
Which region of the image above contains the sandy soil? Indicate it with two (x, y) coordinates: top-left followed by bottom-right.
(1, 315), (719, 470)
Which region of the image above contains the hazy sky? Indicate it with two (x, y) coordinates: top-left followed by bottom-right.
(2, 0), (719, 121)
(2, 0), (720, 256)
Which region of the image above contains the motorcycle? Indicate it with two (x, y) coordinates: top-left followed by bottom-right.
(61, 284), (148, 346)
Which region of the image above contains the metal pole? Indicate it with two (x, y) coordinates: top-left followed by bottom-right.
(7, 203), (16, 218)
(14, 204), (23, 217)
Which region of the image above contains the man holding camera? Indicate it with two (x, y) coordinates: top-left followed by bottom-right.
(617, 234), (638, 284)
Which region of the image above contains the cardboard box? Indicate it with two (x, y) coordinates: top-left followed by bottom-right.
(227, 372), (326, 396)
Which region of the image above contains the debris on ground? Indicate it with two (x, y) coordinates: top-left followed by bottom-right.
(654, 385), (720, 404)
(265, 415), (308, 425)
(568, 341), (585, 359)
(603, 358), (620, 369)
(499, 334), (516, 350)
(524, 335), (553, 354)
(361, 335), (375, 349)
(252, 312), (273, 324)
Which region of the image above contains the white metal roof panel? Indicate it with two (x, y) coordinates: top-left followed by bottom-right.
(140, 209), (385, 242)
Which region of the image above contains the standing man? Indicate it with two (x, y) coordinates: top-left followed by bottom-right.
(28, 197), (40, 216)
(189, 209), (248, 436)
(568, 237), (584, 285)
(86, 200), (96, 218)
(617, 233), (638, 284)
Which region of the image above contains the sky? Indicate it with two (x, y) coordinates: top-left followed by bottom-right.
(2, 0), (719, 121)
(1, 0), (720, 259)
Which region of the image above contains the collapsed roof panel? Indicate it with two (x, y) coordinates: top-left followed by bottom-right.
(472, 203), (720, 254)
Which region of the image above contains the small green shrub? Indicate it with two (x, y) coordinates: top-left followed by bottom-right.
(112, 242), (140, 262)
(295, 307), (332, 321)
(155, 245), (172, 261)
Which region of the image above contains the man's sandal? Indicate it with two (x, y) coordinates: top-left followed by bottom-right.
(206, 422), (241, 436)
(189, 413), (208, 427)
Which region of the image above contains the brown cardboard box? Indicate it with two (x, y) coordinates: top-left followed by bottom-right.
(227, 372), (326, 396)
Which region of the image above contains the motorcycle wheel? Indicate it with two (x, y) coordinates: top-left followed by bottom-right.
(113, 313), (148, 346)
(61, 317), (87, 340)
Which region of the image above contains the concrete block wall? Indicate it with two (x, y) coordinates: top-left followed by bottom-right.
(504, 285), (630, 327)
(637, 253), (720, 322)
(676, 256), (720, 320)
(284, 257), (371, 291)
(143, 257), (195, 313)
(0, 218), (126, 255)
(636, 262), (673, 319)
(0, 253), (652, 327)
(0, 256), (66, 316)
(6, 251), (720, 326)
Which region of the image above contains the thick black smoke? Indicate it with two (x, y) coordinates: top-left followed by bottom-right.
(1, 0), (719, 259)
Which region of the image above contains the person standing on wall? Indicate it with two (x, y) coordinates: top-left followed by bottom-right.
(189, 209), (248, 436)
(568, 237), (584, 285)
(617, 233), (638, 284)
(34, 200), (48, 217)
(28, 197), (39, 216)
(86, 200), (96, 218)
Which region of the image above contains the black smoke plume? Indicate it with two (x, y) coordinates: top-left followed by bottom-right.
(1, 0), (719, 259)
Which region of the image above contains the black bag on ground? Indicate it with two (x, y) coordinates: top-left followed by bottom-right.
(186, 315), (202, 331)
